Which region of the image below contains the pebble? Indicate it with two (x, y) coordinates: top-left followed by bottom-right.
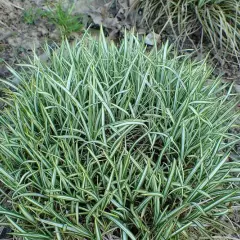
(144, 32), (161, 46)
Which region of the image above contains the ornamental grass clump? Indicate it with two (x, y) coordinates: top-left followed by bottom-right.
(138, 0), (240, 56)
(0, 32), (239, 239)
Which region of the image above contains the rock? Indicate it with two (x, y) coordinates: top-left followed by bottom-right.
(144, 32), (161, 46)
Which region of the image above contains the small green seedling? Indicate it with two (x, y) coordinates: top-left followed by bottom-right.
(47, 3), (83, 37)
(23, 8), (37, 24)
(23, 8), (46, 24)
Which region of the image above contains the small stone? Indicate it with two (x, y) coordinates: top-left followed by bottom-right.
(145, 32), (161, 46)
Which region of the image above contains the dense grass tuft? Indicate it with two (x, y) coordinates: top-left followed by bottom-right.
(0, 32), (239, 239)
(138, 0), (240, 56)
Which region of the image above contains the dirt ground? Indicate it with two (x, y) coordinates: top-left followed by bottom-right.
(0, 0), (86, 79)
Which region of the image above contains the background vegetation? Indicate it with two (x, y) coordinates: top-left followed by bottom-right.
(138, 0), (240, 57)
